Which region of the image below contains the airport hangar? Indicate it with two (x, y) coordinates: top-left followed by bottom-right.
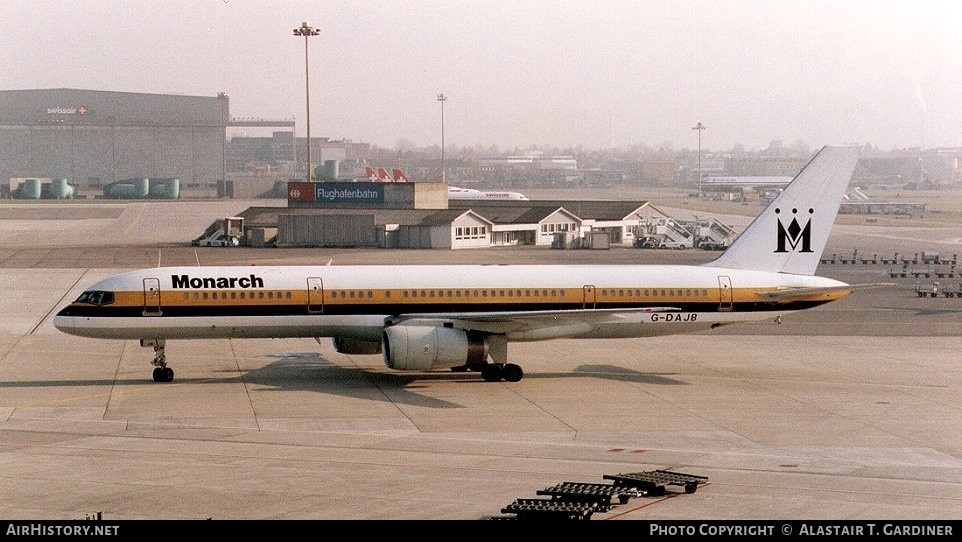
(0, 88), (232, 196)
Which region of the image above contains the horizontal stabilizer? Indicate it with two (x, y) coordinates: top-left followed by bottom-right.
(758, 282), (893, 303)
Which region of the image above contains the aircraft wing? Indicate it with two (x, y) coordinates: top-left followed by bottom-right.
(386, 307), (681, 335)
(757, 283), (894, 304)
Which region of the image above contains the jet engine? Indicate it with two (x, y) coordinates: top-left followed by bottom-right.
(331, 336), (383, 355)
(382, 325), (487, 371)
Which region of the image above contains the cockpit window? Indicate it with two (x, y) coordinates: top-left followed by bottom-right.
(76, 291), (115, 306)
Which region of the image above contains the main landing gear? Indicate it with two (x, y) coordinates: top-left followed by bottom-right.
(455, 336), (523, 382)
(453, 362), (525, 382)
(481, 363), (524, 383)
(142, 339), (174, 383)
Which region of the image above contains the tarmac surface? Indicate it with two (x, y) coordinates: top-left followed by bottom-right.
(0, 199), (960, 520)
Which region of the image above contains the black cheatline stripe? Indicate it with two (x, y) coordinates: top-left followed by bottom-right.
(56, 300), (830, 319)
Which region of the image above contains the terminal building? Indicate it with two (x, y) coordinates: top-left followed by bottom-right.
(233, 188), (682, 250)
(274, 178), (682, 249)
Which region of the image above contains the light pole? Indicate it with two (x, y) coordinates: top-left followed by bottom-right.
(294, 21), (320, 181)
(437, 93), (447, 183)
(692, 121), (705, 199)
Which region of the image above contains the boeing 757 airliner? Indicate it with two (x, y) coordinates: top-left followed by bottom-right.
(55, 146), (872, 383)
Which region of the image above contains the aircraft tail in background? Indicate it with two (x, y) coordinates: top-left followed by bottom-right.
(392, 169), (410, 182)
(376, 168), (393, 182)
(706, 145), (862, 275)
(364, 166), (410, 183)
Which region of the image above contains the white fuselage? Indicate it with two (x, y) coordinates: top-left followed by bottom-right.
(53, 264), (848, 342)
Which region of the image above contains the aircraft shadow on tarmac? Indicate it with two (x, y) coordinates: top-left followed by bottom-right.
(0, 356), (687, 410)
(570, 364), (687, 385)
(205, 356), (688, 409)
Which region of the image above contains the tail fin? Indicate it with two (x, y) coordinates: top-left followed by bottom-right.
(392, 168), (410, 182)
(365, 167), (378, 182)
(376, 168), (392, 182)
(706, 145), (862, 275)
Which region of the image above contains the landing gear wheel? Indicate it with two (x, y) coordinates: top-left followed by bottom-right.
(481, 364), (504, 382)
(147, 340), (172, 382)
(153, 367), (174, 382)
(502, 363), (524, 382)
(450, 365), (469, 372)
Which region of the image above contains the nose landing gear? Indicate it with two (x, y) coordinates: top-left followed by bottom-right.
(142, 339), (174, 382)
(152, 365), (174, 383)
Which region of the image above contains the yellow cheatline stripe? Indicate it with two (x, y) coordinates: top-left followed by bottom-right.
(105, 287), (737, 308)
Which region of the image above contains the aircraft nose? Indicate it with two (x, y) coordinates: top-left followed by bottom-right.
(53, 308), (73, 331)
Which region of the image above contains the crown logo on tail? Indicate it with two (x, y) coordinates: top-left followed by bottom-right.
(774, 207), (813, 253)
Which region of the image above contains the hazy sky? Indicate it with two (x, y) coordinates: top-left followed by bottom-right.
(2, 0), (961, 151)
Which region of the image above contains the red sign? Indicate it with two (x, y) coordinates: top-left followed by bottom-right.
(288, 182), (315, 203)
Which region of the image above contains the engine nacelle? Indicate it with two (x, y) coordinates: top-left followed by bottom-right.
(383, 325), (487, 371)
(332, 336), (383, 355)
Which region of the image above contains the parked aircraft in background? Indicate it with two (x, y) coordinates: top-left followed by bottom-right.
(701, 176), (794, 188)
(445, 186), (529, 200)
(388, 167), (529, 200)
(360, 166), (528, 199)
(55, 146), (878, 384)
